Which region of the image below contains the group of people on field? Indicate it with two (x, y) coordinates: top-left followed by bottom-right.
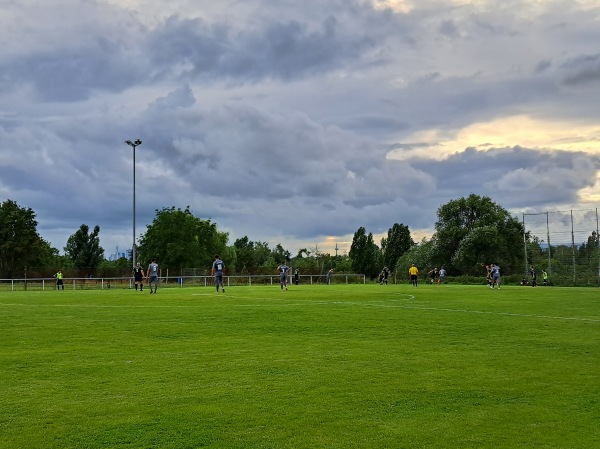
(54, 257), (550, 292)
(407, 264), (447, 287)
(484, 263), (502, 289)
(521, 265), (549, 287)
(131, 259), (160, 293)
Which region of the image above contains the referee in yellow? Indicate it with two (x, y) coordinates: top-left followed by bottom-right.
(408, 264), (419, 287)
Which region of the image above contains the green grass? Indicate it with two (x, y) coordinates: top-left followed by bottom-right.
(1, 284), (599, 448)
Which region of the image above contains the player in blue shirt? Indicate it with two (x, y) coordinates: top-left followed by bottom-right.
(277, 261), (290, 291)
(490, 263), (501, 289)
(212, 255), (225, 293)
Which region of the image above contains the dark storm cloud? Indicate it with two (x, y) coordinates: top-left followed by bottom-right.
(0, 3), (384, 103)
(144, 15), (375, 81)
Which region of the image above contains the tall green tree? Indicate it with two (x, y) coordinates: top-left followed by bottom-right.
(433, 194), (525, 275)
(397, 237), (435, 279)
(137, 206), (229, 271)
(271, 243), (291, 264)
(0, 199), (58, 278)
(64, 224), (105, 270)
(234, 236), (255, 273)
(349, 227), (380, 278)
(232, 237), (276, 274)
(381, 223), (414, 271)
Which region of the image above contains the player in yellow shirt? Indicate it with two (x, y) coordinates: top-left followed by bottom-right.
(408, 264), (419, 287)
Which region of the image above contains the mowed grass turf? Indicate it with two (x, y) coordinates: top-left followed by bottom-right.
(0, 283), (599, 449)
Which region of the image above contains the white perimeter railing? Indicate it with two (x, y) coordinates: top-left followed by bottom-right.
(0, 274), (366, 291)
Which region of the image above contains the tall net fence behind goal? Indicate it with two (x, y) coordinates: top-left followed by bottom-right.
(522, 209), (600, 286)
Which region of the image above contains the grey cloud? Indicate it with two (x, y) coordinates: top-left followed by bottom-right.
(562, 53), (600, 86)
(438, 20), (459, 38)
(534, 59), (552, 73)
(412, 146), (600, 208)
(145, 15), (376, 81)
(1, 37), (140, 102)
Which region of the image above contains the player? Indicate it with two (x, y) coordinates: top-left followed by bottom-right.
(147, 258), (159, 294)
(427, 267), (438, 284)
(132, 262), (145, 291)
(212, 255), (225, 293)
(530, 265), (537, 287)
(542, 269), (548, 286)
(277, 261), (290, 291)
(490, 263), (501, 289)
(380, 266), (390, 285)
(438, 267), (446, 284)
(484, 264), (493, 287)
(54, 270), (64, 290)
(409, 264), (419, 287)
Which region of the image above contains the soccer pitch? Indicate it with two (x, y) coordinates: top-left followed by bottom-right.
(1, 284), (599, 449)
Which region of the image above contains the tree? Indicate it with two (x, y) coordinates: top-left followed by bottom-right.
(0, 199), (58, 278)
(138, 206), (229, 271)
(397, 238), (435, 279)
(433, 194), (525, 275)
(349, 227), (380, 279)
(381, 223), (414, 271)
(271, 243), (291, 264)
(64, 224), (105, 271)
(234, 236), (255, 273)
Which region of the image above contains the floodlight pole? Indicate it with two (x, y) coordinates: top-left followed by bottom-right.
(125, 139), (142, 270)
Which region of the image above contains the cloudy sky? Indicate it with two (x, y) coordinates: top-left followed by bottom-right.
(1, 0), (599, 258)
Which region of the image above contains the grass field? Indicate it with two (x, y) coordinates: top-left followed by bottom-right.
(1, 284), (599, 449)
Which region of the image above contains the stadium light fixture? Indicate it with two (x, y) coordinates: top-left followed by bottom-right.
(125, 139), (142, 270)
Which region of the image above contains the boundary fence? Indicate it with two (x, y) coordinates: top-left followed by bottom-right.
(0, 274), (366, 292)
(522, 208), (600, 286)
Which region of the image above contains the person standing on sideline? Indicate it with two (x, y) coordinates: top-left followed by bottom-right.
(277, 261), (290, 291)
(212, 255), (225, 293)
(147, 258), (159, 294)
(54, 270), (64, 290)
(530, 265), (537, 287)
(409, 264), (419, 287)
(326, 268), (334, 285)
(132, 262), (145, 291)
(490, 263), (501, 289)
(438, 267), (447, 284)
(294, 268), (300, 286)
(542, 269), (549, 286)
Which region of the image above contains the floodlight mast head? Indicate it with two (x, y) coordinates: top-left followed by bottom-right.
(125, 139), (142, 147)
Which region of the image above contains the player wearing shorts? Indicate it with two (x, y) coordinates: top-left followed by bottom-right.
(278, 261), (290, 291)
(409, 264), (419, 287)
(132, 262), (145, 291)
(147, 258), (159, 294)
(212, 255), (225, 293)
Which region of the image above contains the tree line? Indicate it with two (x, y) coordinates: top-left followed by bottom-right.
(2, 195), (598, 284)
